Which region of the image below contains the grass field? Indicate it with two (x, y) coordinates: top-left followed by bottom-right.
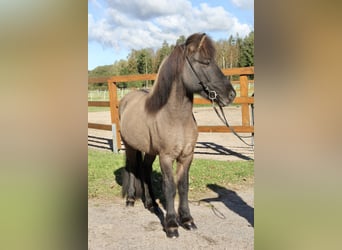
(88, 149), (254, 200)
(88, 107), (110, 112)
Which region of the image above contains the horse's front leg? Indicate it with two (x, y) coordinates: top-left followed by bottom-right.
(176, 154), (197, 230)
(159, 155), (178, 238)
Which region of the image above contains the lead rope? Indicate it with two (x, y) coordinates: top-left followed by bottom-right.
(209, 96), (254, 148)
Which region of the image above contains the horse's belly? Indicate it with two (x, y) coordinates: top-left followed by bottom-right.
(120, 112), (152, 152)
(119, 94), (156, 153)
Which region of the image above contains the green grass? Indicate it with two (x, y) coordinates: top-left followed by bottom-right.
(88, 149), (254, 200)
(88, 107), (110, 112)
(189, 158), (254, 193)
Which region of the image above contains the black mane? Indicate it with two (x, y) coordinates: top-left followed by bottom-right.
(145, 33), (215, 113)
(145, 45), (185, 112)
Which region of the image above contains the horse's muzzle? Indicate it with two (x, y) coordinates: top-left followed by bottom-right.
(228, 89), (236, 103)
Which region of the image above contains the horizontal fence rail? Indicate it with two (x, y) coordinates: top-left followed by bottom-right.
(88, 66), (254, 152)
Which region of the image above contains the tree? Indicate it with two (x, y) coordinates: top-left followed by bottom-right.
(176, 35), (186, 45)
(115, 59), (129, 76)
(88, 32), (255, 81)
(154, 40), (172, 72)
(136, 49), (153, 74)
(215, 39), (227, 68)
(126, 49), (138, 74)
(238, 31), (254, 67)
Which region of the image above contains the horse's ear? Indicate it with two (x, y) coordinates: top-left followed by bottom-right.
(197, 34), (206, 51)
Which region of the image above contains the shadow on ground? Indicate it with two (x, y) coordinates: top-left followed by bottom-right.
(113, 167), (167, 231)
(88, 136), (252, 161)
(195, 141), (253, 161)
(113, 167), (165, 208)
(88, 135), (113, 151)
(201, 184), (254, 227)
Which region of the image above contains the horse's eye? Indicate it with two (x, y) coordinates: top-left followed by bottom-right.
(200, 59), (210, 66)
(192, 56), (210, 65)
(198, 59), (210, 65)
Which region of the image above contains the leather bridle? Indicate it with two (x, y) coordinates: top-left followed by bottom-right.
(182, 34), (219, 102)
(184, 55), (218, 102)
(182, 34), (254, 147)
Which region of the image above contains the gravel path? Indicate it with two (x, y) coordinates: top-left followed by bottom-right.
(88, 106), (254, 249)
(88, 186), (254, 250)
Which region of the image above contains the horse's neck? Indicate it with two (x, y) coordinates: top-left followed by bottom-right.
(164, 80), (194, 117)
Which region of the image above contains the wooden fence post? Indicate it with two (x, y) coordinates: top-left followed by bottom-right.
(240, 75), (250, 127)
(107, 80), (121, 152)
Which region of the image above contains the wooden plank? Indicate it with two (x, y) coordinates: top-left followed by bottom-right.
(108, 74), (157, 83)
(193, 97), (254, 105)
(88, 123), (112, 131)
(88, 123), (254, 133)
(88, 101), (110, 107)
(194, 98), (211, 105)
(234, 97), (254, 104)
(221, 67), (254, 76)
(88, 77), (111, 84)
(198, 125), (254, 133)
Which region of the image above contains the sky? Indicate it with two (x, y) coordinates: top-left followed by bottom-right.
(88, 0), (254, 70)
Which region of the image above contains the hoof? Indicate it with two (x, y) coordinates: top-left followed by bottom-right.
(151, 206), (162, 216)
(181, 221), (197, 231)
(126, 200), (135, 207)
(145, 202), (161, 214)
(165, 228), (179, 238)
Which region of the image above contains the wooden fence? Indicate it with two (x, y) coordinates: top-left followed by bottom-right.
(88, 66), (254, 152)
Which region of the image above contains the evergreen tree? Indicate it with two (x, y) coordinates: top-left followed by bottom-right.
(89, 32), (254, 79)
(126, 49), (138, 74)
(136, 49), (153, 74)
(154, 40), (172, 72)
(176, 35), (186, 45)
(238, 31), (254, 67)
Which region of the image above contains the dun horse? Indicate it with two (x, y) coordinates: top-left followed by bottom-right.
(119, 33), (236, 238)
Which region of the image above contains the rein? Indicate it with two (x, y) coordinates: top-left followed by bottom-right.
(209, 96), (254, 148)
(182, 36), (254, 148)
(188, 54), (255, 147)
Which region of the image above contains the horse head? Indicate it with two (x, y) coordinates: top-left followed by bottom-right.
(181, 33), (236, 106)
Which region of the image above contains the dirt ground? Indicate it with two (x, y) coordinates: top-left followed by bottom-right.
(88, 106), (254, 249)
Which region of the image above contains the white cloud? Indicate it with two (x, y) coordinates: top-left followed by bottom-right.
(88, 14), (119, 48)
(88, 0), (253, 51)
(106, 0), (192, 19)
(89, 0), (102, 9)
(231, 0), (254, 10)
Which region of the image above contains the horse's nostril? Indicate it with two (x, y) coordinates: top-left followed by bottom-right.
(229, 91), (236, 100)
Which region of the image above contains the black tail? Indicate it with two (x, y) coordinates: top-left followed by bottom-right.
(121, 150), (143, 198)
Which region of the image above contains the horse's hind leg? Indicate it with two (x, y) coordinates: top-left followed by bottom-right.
(176, 154), (197, 230)
(141, 154), (161, 214)
(122, 144), (142, 207)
